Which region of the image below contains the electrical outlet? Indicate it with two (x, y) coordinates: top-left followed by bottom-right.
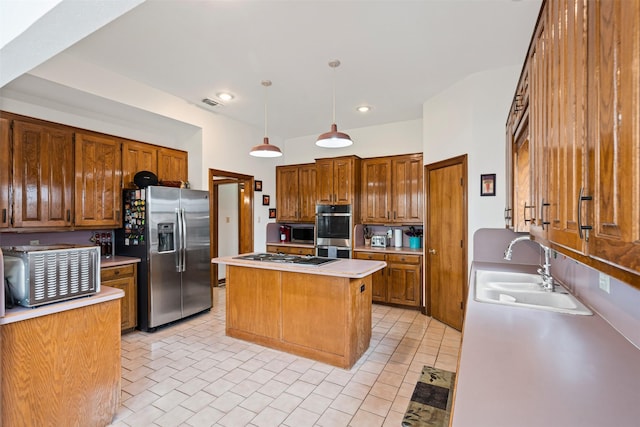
(226, 216), (231, 223)
(598, 272), (610, 294)
(30, 239), (39, 245)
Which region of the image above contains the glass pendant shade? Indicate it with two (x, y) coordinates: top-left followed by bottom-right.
(250, 137), (282, 157)
(316, 123), (353, 148)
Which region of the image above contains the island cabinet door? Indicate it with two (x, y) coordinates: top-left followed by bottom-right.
(226, 266), (281, 340)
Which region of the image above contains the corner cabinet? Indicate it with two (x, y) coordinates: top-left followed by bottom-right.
(276, 163), (316, 222)
(354, 251), (421, 308)
(0, 118), (10, 228)
(316, 156), (360, 206)
(100, 263), (137, 332)
(74, 133), (122, 228)
(508, 0), (640, 284)
(12, 119), (74, 228)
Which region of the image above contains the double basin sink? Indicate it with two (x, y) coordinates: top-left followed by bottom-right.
(474, 270), (592, 315)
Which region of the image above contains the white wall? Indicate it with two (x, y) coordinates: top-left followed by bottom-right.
(423, 65), (520, 265)
(283, 119), (423, 164)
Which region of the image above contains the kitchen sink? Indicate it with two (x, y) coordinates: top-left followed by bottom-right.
(474, 269), (592, 315)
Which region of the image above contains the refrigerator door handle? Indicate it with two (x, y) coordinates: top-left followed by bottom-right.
(175, 208), (183, 272)
(181, 208), (187, 272)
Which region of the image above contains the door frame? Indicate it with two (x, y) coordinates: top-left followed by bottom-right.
(209, 169), (255, 288)
(424, 154), (468, 324)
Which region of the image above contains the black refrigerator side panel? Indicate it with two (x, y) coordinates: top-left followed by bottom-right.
(116, 189), (152, 331)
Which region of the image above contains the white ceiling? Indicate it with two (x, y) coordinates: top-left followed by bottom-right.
(10, 0), (542, 140)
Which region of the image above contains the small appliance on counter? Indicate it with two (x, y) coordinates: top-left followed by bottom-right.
(371, 235), (389, 248)
(2, 244), (101, 308)
(279, 225), (291, 243)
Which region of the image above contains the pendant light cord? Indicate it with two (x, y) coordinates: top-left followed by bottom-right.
(262, 80), (272, 138)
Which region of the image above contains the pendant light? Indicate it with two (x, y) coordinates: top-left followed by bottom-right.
(316, 59), (353, 148)
(250, 80), (283, 158)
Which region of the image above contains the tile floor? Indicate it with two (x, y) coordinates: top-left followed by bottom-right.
(109, 287), (462, 427)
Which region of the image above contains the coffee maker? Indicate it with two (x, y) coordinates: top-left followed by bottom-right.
(279, 225), (291, 242)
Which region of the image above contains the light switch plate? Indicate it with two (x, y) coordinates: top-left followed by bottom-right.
(30, 240), (39, 245)
(598, 272), (610, 294)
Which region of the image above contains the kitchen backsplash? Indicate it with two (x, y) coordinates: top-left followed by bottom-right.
(0, 230), (110, 250)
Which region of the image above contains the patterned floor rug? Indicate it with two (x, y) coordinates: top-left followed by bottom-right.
(402, 366), (456, 427)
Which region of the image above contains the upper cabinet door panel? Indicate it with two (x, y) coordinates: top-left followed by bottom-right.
(12, 120), (74, 228)
(122, 140), (158, 188)
(333, 157), (354, 204)
(587, 0), (640, 273)
(391, 154), (423, 224)
(315, 159), (335, 204)
(0, 118), (10, 228)
(276, 165), (300, 222)
(157, 147), (188, 183)
(74, 133), (122, 227)
(361, 158), (391, 223)
(297, 164), (317, 222)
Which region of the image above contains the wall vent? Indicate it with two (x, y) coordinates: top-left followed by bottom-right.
(202, 98), (222, 107)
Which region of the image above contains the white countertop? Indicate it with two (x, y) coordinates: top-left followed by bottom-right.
(0, 286), (124, 325)
(101, 255), (141, 268)
(452, 262), (640, 427)
(212, 254), (386, 279)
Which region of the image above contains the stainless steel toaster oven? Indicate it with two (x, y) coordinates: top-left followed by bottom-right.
(2, 244), (101, 308)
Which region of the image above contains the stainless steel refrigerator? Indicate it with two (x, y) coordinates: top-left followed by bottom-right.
(116, 186), (211, 331)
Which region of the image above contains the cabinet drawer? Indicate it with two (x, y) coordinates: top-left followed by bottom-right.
(101, 264), (135, 281)
(354, 252), (386, 261)
(387, 254), (421, 264)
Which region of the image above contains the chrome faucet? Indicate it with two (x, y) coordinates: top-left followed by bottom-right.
(504, 235), (555, 291)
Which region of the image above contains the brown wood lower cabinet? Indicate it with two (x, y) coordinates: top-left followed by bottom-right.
(266, 244), (315, 256)
(101, 263), (137, 332)
(225, 265), (371, 369)
(1, 299), (121, 427)
(354, 251), (422, 308)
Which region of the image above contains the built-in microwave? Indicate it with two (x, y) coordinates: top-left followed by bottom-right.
(291, 225), (315, 244)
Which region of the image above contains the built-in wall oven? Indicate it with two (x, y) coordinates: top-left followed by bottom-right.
(315, 204), (352, 258)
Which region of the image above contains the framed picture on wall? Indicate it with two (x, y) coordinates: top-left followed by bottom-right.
(262, 195), (270, 206)
(269, 208), (276, 219)
(254, 180), (262, 192)
(481, 174), (496, 196)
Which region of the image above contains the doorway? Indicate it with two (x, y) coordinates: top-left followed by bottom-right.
(425, 155), (468, 330)
(209, 169), (254, 291)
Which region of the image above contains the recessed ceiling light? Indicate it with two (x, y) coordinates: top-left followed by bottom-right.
(357, 105), (371, 113)
(217, 92), (234, 101)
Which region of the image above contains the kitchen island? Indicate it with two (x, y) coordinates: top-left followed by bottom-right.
(212, 254), (386, 369)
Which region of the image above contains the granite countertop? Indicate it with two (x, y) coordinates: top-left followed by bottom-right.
(212, 254), (386, 279)
(452, 261), (640, 426)
(101, 255), (141, 268)
(353, 245), (424, 255)
(0, 286), (124, 325)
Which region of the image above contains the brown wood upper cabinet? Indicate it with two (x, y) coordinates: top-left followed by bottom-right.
(74, 132), (122, 228)
(316, 156), (360, 205)
(122, 139), (159, 188)
(0, 118), (11, 228)
(12, 119), (74, 228)
(276, 163), (316, 222)
(509, 0), (640, 284)
(157, 147), (188, 183)
(361, 153), (423, 224)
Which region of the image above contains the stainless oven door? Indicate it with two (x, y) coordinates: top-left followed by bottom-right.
(315, 205), (352, 247)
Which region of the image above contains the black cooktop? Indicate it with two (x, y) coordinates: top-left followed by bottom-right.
(234, 253), (338, 266)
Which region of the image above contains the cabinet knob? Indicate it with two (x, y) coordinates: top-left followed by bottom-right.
(428, 249), (437, 255)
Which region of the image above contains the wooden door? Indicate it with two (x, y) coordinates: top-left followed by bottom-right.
(12, 120), (74, 228)
(391, 154), (423, 224)
(157, 147), (188, 182)
(74, 133), (122, 227)
(276, 165), (300, 221)
(0, 118), (10, 228)
(361, 157), (391, 223)
(426, 156), (467, 331)
(587, 0), (640, 274)
(122, 140), (158, 188)
(315, 159), (334, 204)
(298, 163), (317, 222)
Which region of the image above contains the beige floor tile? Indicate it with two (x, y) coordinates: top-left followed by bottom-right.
(180, 390), (216, 412)
(315, 407), (352, 427)
(313, 380), (344, 399)
(269, 392), (303, 413)
(349, 408), (385, 427)
(329, 393), (363, 415)
(185, 405), (225, 427)
(298, 392), (333, 414)
(210, 391), (245, 412)
(149, 377), (183, 396)
(154, 405), (195, 427)
(282, 406), (320, 427)
(251, 406), (288, 427)
(383, 409), (407, 427)
(239, 391), (274, 413)
(285, 379), (316, 399)
(340, 381), (371, 400)
(360, 394), (392, 417)
(217, 406), (256, 427)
